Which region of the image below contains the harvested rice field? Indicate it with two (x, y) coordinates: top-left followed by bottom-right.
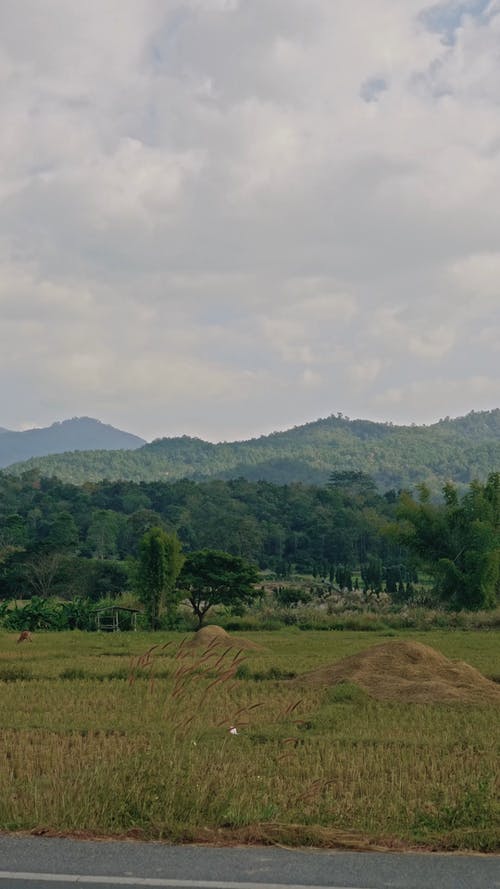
(0, 627), (499, 851)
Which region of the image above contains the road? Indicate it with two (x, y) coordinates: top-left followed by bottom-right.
(0, 836), (498, 889)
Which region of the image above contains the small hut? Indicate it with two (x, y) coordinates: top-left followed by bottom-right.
(93, 605), (141, 632)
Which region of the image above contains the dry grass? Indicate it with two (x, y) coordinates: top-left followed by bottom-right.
(0, 627), (498, 850)
(186, 624), (263, 651)
(292, 640), (500, 704)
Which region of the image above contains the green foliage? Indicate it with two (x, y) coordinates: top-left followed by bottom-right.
(85, 509), (123, 559)
(3, 513), (28, 547)
(0, 471), (406, 604)
(413, 776), (497, 839)
(4, 596), (64, 631)
(0, 417), (144, 469)
(0, 466), (499, 617)
(58, 597), (95, 631)
(59, 668), (88, 680)
(83, 560), (130, 601)
(273, 586), (312, 608)
(324, 681), (370, 704)
(136, 527), (184, 629)
(361, 557), (383, 592)
(395, 473), (500, 610)
(179, 549), (260, 626)
(9, 408), (500, 491)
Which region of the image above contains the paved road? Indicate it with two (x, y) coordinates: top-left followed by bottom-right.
(0, 836), (498, 889)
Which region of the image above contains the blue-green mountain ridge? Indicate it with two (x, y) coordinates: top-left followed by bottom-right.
(4, 409), (500, 490)
(0, 417), (144, 469)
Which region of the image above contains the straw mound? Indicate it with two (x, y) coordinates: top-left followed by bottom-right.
(186, 625), (262, 651)
(293, 641), (500, 705)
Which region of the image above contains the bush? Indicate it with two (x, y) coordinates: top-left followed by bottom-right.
(59, 598), (94, 631)
(4, 597), (64, 631)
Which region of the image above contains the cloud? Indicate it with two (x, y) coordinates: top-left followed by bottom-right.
(375, 375), (500, 423)
(419, 0), (492, 45)
(0, 0), (500, 439)
(449, 252), (500, 309)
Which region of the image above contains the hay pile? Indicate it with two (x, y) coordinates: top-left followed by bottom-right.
(293, 641), (500, 704)
(186, 624), (262, 651)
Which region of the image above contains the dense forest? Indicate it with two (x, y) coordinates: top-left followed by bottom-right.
(0, 471), (400, 600)
(1, 468), (500, 621)
(7, 410), (500, 490)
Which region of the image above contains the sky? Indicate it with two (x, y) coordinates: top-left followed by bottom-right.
(1, 0), (500, 442)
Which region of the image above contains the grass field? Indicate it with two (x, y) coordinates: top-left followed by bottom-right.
(0, 627), (499, 851)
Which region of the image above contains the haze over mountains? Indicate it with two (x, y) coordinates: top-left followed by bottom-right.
(0, 418), (144, 469)
(4, 410), (500, 491)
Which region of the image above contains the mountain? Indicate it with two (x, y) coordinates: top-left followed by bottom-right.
(5, 409), (500, 490)
(0, 417), (145, 469)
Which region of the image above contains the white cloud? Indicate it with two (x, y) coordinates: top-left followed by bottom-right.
(375, 375), (500, 423)
(347, 359), (386, 388)
(0, 0), (500, 439)
(449, 252), (500, 307)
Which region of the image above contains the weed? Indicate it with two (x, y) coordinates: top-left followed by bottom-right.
(59, 668), (89, 680)
(324, 682), (370, 704)
(0, 666), (33, 682)
(413, 777), (497, 832)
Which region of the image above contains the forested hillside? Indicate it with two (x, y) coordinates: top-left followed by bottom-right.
(0, 417), (145, 469)
(6, 410), (500, 490)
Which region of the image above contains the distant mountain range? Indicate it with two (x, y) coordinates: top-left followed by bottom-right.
(0, 417), (145, 469)
(4, 410), (500, 490)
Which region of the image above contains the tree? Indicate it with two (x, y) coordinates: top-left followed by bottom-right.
(136, 527), (184, 629)
(3, 514), (28, 548)
(59, 557), (130, 602)
(361, 556), (383, 593)
(274, 585), (311, 608)
(118, 509), (165, 558)
(328, 471), (377, 499)
(178, 549), (260, 627)
(394, 474), (500, 610)
(86, 509), (123, 559)
(22, 552), (66, 598)
(36, 511), (79, 553)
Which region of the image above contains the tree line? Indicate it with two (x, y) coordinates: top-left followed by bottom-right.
(1, 469), (499, 623)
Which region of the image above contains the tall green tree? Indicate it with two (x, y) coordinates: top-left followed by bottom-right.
(136, 527), (184, 629)
(395, 474), (500, 610)
(178, 549), (260, 627)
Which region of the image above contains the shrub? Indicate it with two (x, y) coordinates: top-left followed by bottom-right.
(4, 597), (63, 631)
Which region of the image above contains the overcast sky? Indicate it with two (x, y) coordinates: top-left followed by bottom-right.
(1, 0), (500, 441)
